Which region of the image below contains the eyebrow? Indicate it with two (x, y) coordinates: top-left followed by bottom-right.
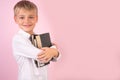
(18, 15), (36, 17)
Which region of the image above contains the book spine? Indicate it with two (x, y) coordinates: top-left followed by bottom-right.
(35, 36), (42, 48)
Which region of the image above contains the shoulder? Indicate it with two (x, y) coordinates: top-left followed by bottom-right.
(12, 32), (25, 43)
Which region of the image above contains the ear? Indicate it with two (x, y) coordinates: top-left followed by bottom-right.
(14, 16), (17, 23)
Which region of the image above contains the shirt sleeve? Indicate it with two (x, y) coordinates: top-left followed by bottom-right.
(50, 44), (61, 61)
(12, 35), (43, 59)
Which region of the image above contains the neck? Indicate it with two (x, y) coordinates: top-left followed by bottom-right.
(27, 31), (34, 35)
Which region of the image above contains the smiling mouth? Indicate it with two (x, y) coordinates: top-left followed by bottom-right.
(23, 25), (32, 27)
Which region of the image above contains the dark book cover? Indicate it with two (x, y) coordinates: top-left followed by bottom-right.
(39, 33), (52, 47)
(30, 33), (52, 48)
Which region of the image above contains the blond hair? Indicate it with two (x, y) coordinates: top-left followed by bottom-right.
(14, 0), (38, 16)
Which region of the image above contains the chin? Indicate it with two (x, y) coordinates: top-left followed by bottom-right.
(24, 29), (32, 33)
(22, 27), (33, 33)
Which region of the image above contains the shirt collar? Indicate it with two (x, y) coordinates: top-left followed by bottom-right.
(18, 29), (31, 38)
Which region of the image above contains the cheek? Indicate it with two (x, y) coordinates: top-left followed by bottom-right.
(32, 20), (37, 24)
(34, 18), (38, 23)
(17, 21), (22, 25)
(15, 19), (21, 24)
(15, 20), (20, 24)
(18, 20), (23, 24)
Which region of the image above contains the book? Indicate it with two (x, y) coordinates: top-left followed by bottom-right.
(30, 33), (52, 67)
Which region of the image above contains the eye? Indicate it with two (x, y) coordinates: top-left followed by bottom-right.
(29, 16), (34, 19)
(19, 17), (24, 19)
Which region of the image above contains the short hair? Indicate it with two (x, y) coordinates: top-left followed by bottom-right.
(14, 0), (38, 16)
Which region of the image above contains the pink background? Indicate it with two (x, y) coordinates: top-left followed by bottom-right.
(0, 0), (120, 80)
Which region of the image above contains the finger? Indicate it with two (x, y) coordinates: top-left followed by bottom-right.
(41, 58), (51, 63)
(38, 56), (52, 63)
(46, 58), (51, 62)
(41, 47), (49, 50)
(39, 55), (49, 61)
(37, 54), (46, 59)
(37, 53), (43, 56)
(44, 55), (52, 61)
(39, 54), (51, 61)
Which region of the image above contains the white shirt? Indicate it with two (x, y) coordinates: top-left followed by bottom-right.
(12, 29), (59, 80)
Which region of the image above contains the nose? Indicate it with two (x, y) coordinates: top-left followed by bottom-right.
(24, 18), (30, 23)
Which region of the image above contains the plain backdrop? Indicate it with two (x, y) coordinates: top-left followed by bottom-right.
(0, 0), (120, 80)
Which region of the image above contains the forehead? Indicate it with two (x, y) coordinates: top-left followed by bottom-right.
(16, 8), (37, 16)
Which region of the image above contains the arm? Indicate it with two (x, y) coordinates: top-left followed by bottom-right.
(37, 43), (61, 63)
(50, 43), (61, 61)
(12, 35), (43, 59)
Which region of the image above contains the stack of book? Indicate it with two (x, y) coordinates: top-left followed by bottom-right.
(30, 33), (52, 67)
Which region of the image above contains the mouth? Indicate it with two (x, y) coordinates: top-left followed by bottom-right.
(23, 25), (32, 28)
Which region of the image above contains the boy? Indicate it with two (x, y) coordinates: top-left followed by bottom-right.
(12, 0), (60, 80)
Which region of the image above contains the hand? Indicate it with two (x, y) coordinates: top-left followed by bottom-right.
(37, 47), (58, 63)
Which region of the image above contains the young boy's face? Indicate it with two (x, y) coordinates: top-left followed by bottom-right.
(14, 8), (38, 34)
